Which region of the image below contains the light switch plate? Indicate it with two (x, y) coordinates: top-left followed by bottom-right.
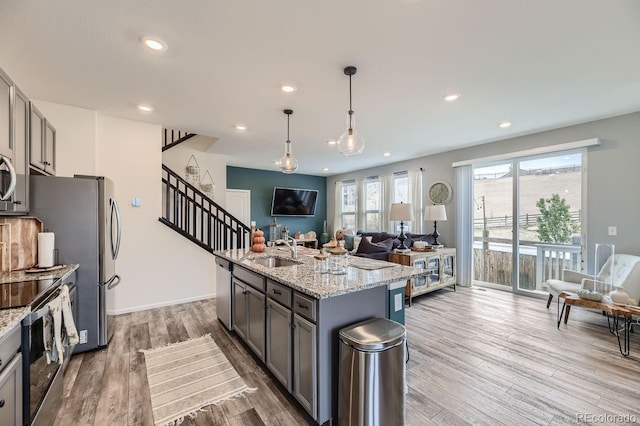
(608, 226), (617, 236)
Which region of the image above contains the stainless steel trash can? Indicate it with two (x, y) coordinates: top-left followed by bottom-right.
(338, 317), (406, 426)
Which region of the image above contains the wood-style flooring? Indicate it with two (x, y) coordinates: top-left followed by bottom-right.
(55, 287), (640, 425)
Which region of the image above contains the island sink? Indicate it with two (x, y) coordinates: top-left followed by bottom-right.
(249, 256), (301, 268)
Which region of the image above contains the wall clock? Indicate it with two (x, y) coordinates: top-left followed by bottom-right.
(428, 181), (453, 205)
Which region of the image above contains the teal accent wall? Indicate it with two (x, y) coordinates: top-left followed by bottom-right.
(227, 166), (327, 237)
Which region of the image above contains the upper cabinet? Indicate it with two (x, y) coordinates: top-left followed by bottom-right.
(0, 68), (12, 159)
(0, 68), (29, 213)
(12, 88), (30, 212)
(44, 120), (56, 175)
(29, 103), (55, 176)
(0, 64), (56, 215)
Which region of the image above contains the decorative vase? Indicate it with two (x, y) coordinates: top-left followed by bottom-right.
(319, 220), (330, 245)
(610, 287), (630, 305)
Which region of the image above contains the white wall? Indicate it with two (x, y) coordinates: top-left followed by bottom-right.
(31, 101), (220, 314)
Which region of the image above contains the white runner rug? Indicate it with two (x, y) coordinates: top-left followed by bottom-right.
(141, 334), (255, 425)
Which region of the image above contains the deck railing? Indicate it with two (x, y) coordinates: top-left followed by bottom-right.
(535, 243), (582, 290)
(160, 164), (250, 252)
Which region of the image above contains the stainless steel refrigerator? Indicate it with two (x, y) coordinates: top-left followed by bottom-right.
(30, 174), (122, 353)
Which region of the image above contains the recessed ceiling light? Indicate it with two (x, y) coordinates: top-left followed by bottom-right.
(327, 140), (337, 146)
(322, 167), (329, 172)
(443, 93), (460, 102)
(499, 121), (512, 129)
(281, 84), (297, 93)
(137, 104), (153, 112)
(235, 125), (247, 131)
(383, 152), (391, 157)
(141, 37), (167, 52)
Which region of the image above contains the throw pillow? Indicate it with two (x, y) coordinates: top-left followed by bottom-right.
(355, 237), (394, 254)
(343, 233), (355, 251)
(353, 236), (363, 252)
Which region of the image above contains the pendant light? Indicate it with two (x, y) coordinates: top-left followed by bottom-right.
(279, 109), (298, 174)
(337, 66), (365, 156)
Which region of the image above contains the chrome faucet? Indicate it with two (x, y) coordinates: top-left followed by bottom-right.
(283, 235), (298, 259)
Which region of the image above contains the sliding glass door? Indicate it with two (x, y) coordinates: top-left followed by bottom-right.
(473, 152), (583, 295)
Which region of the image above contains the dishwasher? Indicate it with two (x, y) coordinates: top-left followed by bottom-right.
(215, 257), (233, 330)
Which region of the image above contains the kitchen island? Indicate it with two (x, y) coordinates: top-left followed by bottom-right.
(213, 248), (426, 425)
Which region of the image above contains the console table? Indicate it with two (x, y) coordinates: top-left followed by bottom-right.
(388, 248), (456, 306)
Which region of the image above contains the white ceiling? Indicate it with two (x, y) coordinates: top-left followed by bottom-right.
(1, 0), (639, 176)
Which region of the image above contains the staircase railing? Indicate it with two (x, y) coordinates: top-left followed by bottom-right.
(160, 164), (250, 252)
(162, 129), (196, 152)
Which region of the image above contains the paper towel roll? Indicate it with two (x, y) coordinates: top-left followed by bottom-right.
(38, 232), (55, 267)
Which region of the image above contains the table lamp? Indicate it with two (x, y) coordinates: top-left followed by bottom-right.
(390, 202), (413, 252)
(424, 204), (447, 246)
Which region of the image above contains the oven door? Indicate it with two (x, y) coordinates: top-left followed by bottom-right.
(21, 284), (77, 425)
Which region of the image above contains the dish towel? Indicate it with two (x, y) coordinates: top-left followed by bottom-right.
(43, 285), (79, 364)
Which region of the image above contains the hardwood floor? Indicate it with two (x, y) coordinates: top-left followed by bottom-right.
(55, 287), (640, 425)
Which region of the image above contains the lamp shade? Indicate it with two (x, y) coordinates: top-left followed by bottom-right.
(424, 204), (447, 221)
(390, 202), (414, 221)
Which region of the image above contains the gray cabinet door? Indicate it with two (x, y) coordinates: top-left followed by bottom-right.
(29, 103), (45, 171)
(266, 299), (292, 391)
(44, 120), (56, 175)
(0, 69), (11, 159)
(293, 313), (317, 420)
(12, 88), (29, 212)
(233, 280), (247, 341)
(0, 352), (22, 426)
(246, 285), (265, 361)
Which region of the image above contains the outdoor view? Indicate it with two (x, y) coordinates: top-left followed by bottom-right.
(473, 153), (582, 292)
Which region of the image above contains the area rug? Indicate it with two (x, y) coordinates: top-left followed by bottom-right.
(141, 334), (255, 425)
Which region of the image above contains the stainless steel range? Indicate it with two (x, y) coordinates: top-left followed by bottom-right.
(0, 271), (78, 426)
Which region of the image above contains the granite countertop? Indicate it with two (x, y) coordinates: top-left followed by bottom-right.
(214, 248), (427, 299)
(0, 264), (79, 340)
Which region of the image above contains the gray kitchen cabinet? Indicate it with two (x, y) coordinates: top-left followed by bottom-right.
(0, 68), (11, 159)
(232, 269), (266, 362)
(233, 279), (247, 341)
(0, 323), (22, 426)
(29, 102), (45, 172)
(266, 298), (292, 391)
(293, 313), (317, 420)
(44, 120), (56, 175)
(11, 87), (30, 212)
(245, 285), (265, 361)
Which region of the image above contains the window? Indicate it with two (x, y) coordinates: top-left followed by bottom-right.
(364, 177), (380, 231)
(393, 172), (409, 203)
(392, 172), (411, 233)
(341, 180), (356, 230)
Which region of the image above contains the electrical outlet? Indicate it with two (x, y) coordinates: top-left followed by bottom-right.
(608, 226), (617, 236)
(79, 330), (88, 344)
(394, 293), (403, 312)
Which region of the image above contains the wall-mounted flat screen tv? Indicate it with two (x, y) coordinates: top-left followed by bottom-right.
(271, 187), (319, 217)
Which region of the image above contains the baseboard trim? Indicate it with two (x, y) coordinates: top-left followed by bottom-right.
(108, 293), (216, 315)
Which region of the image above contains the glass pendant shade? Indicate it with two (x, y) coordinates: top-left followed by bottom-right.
(279, 142), (298, 174)
(337, 113), (365, 156)
(279, 109), (298, 174)
(337, 66), (364, 156)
